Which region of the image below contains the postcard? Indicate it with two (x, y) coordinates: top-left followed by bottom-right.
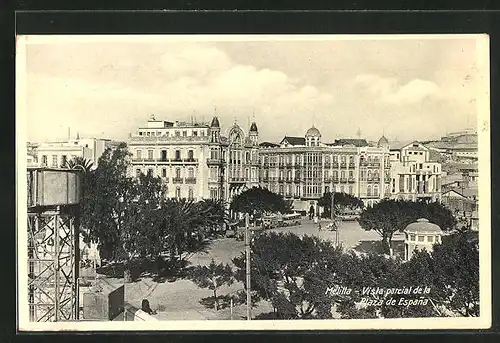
(16, 34), (491, 331)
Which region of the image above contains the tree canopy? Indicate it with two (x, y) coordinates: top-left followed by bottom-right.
(229, 186), (291, 216)
(317, 192), (364, 218)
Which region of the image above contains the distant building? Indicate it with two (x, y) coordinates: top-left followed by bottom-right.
(35, 137), (113, 169)
(404, 218), (443, 261)
(389, 141), (442, 202)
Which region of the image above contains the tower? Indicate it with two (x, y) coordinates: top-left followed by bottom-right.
(249, 122), (259, 146)
(27, 168), (81, 322)
(210, 116), (221, 143)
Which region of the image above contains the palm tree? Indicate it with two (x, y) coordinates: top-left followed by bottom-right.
(63, 156), (94, 172)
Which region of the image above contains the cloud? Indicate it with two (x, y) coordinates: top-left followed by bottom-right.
(353, 74), (441, 104)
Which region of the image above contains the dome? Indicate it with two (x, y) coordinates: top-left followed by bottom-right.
(378, 135), (389, 147)
(250, 122), (258, 133)
(305, 126), (321, 138)
(404, 218), (442, 234)
(210, 116), (220, 128)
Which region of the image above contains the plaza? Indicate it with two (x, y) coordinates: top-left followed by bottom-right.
(100, 218), (405, 320)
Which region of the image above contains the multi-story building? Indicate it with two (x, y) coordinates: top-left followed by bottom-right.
(389, 141), (442, 202)
(258, 127), (391, 213)
(35, 137), (112, 169)
(128, 116), (443, 211)
(127, 115), (259, 202)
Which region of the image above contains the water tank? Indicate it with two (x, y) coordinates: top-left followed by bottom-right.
(27, 168), (81, 207)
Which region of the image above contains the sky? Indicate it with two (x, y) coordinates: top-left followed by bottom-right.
(23, 35), (483, 144)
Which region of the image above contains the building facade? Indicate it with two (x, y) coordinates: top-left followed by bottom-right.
(127, 115), (259, 201)
(258, 128), (391, 213)
(389, 141), (442, 202)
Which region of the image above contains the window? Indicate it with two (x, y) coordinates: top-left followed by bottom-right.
(62, 155), (67, 166)
(52, 155), (58, 167)
(42, 155), (47, 165)
(175, 150), (181, 161)
(325, 186), (330, 193)
(374, 185), (379, 197)
(147, 169), (153, 177)
(136, 169), (141, 177)
(136, 150), (142, 159)
(175, 168), (181, 179)
(367, 185), (372, 197)
(188, 188), (194, 200)
(161, 150), (167, 161)
(176, 187), (181, 199)
(188, 168), (194, 178)
(410, 234), (416, 241)
(162, 168), (167, 178)
(340, 185), (345, 193)
(175, 131), (180, 137)
(349, 185), (353, 194)
(183, 131), (187, 137)
(418, 235), (425, 242)
(428, 235), (434, 243)
(349, 171), (353, 179)
(193, 131), (198, 137)
(188, 150), (194, 160)
(148, 150), (154, 160)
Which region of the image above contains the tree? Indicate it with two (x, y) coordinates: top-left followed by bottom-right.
(80, 143), (164, 282)
(432, 231), (479, 317)
(63, 156), (94, 172)
(230, 186), (291, 218)
(233, 232), (343, 319)
(358, 199), (456, 254)
(187, 259), (234, 310)
(317, 192), (363, 218)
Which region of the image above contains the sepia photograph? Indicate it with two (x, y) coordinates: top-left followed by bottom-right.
(16, 34), (491, 331)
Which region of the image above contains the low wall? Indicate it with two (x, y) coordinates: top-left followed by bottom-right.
(133, 309), (159, 321)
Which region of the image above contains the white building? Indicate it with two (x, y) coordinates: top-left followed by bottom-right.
(127, 115), (260, 202)
(404, 218), (443, 261)
(35, 137), (112, 169)
(389, 141), (442, 202)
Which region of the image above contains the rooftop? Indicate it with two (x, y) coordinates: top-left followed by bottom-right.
(404, 218), (443, 234)
(332, 139), (369, 147)
(281, 136), (306, 146)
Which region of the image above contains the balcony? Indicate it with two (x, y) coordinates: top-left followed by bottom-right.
(324, 162), (331, 168)
(348, 163), (356, 169)
(172, 177), (183, 184)
(286, 162), (293, 168)
(229, 177), (246, 183)
(340, 177), (348, 183)
(185, 177), (197, 184)
(293, 177), (301, 183)
(348, 177), (356, 183)
(340, 162), (347, 169)
(332, 177), (339, 182)
(171, 158), (183, 163)
(278, 178), (285, 183)
(385, 178), (391, 184)
(293, 194), (301, 199)
(183, 158), (198, 163)
(156, 158), (170, 163)
(324, 177), (332, 183)
(278, 164), (286, 169)
(207, 158), (225, 165)
(294, 163), (302, 168)
(332, 162), (339, 168)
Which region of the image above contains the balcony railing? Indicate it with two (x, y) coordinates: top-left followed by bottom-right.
(156, 158), (170, 162)
(229, 177), (246, 182)
(132, 158), (155, 162)
(207, 158), (225, 165)
(293, 177), (301, 183)
(340, 177), (348, 183)
(332, 162), (339, 168)
(340, 162), (347, 168)
(324, 177), (332, 183)
(185, 177), (197, 184)
(172, 177), (183, 184)
(183, 158), (198, 163)
(348, 163), (355, 169)
(171, 158), (183, 162)
(332, 177), (339, 182)
(324, 162), (331, 168)
(348, 177), (355, 183)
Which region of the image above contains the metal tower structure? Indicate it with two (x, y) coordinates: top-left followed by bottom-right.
(27, 168), (81, 322)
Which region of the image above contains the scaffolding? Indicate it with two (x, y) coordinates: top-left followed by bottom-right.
(27, 168), (81, 322)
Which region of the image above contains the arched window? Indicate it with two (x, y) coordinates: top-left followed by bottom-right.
(367, 185), (372, 197)
(188, 188), (194, 200)
(176, 187), (181, 199)
(176, 168), (181, 178)
(374, 185), (379, 197)
(367, 170), (372, 180)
